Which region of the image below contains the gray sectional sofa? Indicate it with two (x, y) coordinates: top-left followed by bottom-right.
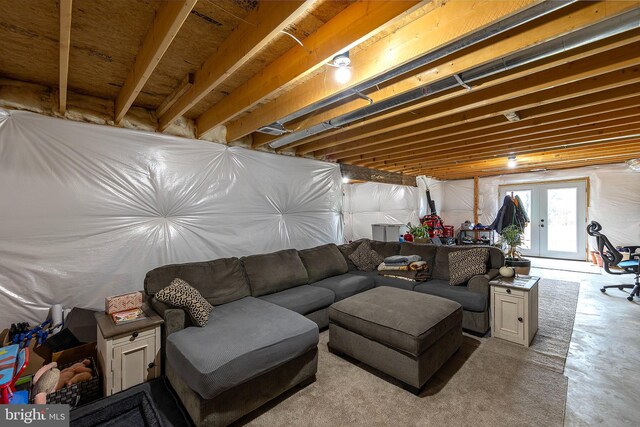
(143, 240), (504, 426)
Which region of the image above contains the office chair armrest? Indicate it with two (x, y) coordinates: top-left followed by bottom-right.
(629, 252), (640, 260)
(622, 245), (640, 253)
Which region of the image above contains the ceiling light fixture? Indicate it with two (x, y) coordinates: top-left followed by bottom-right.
(342, 176), (350, 184)
(332, 51), (352, 84)
(504, 111), (521, 122)
(507, 154), (517, 169)
(627, 158), (640, 172)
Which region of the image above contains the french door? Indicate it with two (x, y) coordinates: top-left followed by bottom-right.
(499, 180), (587, 260)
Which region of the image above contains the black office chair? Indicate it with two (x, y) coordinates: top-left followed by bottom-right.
(587, 221), (640, 301)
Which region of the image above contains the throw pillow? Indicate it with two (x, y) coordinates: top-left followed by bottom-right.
(155, 278), (214, 326)
(448, 248), (489, 286)
(349, 240), (384, 272)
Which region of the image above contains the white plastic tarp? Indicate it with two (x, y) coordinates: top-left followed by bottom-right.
(0, 110), (342, 326)
(343, 182), (427, 241)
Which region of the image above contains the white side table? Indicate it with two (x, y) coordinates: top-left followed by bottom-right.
(490, 276), (539, 346)
(95, 305), (163, 396)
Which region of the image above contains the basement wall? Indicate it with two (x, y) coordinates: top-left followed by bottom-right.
(0, 109), (342, 326)
(439, 164), (640, 251)
(343, 182), (427, 241)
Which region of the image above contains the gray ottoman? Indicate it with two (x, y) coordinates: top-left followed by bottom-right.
(328, 286), (463, 393)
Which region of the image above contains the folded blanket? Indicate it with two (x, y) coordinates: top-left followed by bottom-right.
(383, 255), (422, 265)
(409, 261), (427, 271)
(378, 269), (430, 282)
(378, 263), (409, 271)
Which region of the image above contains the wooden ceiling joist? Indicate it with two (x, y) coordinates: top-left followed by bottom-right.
(273, 0), (640, 152)
(195, 0), (425, 139)
(157, 0), (313, 132)
(337, 86), (640, 164)
(59, 0), (72, 115)
(228, 0), (542, 146)
(114, 0), (198, 124)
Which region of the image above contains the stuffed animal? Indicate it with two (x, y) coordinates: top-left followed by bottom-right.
(55, 359), (92, 391)
(32, 362), (60, 404)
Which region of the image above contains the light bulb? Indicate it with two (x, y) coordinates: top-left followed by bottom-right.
(342, 177), (350, 184)
(507, 159), (517, 168)
(334, 66), (352, 84)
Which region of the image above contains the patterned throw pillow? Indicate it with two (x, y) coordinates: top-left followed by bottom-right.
(349, 240), (384, 272)
(155, 278), (214, 327)
(448, 248), (489, 286)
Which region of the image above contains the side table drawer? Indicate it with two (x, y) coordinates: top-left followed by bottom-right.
(111, 327), (156, 347)
(493, 286), (526, 298)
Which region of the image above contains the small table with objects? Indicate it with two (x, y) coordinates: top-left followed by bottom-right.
(489, 276), (539, 347)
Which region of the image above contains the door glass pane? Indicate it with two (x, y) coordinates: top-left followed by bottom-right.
(510, 190), (532, 250)
(547, 187), (577, 252)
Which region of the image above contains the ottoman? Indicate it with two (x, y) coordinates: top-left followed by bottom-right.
(328, 286), (463, 393)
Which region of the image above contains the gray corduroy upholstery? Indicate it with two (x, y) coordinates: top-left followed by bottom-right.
(413, 279), (488, 312)
(298, 243), (349, 283)
(399, 243), (437, 272)
(309, 273), (375, 301)
(259, 285), (335, 315)
(144, 257), (250, 306)
(370, 240), (401, 258)
(242, 249), (309, 297)
(166, 297), (318, 400)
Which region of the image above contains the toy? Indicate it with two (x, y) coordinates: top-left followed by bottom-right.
(0, 344), (29, 404)
(32, 362), (60, 404)
(56, 359), (93, 391)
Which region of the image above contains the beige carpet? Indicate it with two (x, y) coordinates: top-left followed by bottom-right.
(239, 279), (580, 427)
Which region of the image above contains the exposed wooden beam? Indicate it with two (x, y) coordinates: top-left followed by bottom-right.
(196, 0), (425, 139)
(268, 0), (640, 151)
(312, 43), (640, 158)
(115, 0), (197, 124)
(59, 0), (72, 114)
(156, 73), (194, 117)
(224, 0), (541, 143)
(473, 176), (479, 225)
(361, 112), (640, 168)
(158, 0), (313, 131)
(343, 97), (640, 164)
(340, 164), (415, 186)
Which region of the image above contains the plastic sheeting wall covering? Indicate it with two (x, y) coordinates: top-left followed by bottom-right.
(0, 110), (342, 326)
(343, 182), (427, 242)
(439, 164), (640, 252)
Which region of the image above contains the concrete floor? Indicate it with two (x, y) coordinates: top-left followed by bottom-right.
(529, 262), (640, 426)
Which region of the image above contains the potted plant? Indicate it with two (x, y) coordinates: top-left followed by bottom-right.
(406, 222), (430, 244)
(500, 224), (531, 275)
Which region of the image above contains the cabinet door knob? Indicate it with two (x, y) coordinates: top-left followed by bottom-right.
(132, 332), (138, 339)
(506, 288), (511, 294)
(148, 362), (155, 369)
(518, 317), (523, 322)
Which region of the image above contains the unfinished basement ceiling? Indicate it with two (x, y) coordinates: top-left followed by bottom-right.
(0, 0), (639, 180)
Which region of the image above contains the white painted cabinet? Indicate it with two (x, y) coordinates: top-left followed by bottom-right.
(95, 308), (163, 396)
(490, 276), (539, 347)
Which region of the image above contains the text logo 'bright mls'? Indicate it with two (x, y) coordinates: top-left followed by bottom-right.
(2, 405), (68, 426)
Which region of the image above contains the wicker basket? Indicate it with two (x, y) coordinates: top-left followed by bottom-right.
(46, 356), (101, 408)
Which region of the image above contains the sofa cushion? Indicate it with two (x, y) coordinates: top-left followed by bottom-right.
(413, 280), (488, 312)
(310, 273), (375, 301)
(259, 285), (335, 315)
(329, 287), (462, 356)
(370, 240), (401, 258)
(348, 270), (416, 291)
(448, 248), (489, 286)
(155, 278), (214, 327)
(166, 297), (318, 400)
(242, 249), (309, 297)
(298, 243), (349, 283)
(399, 243), (437, 271)
(144, 257), (250, 306)
(349, 241), (384, 272)
(338, 239), (368, 271)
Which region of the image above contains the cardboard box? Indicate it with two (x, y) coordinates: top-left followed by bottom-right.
(35, 340), (97, 366)
(0, 329), (47, 377)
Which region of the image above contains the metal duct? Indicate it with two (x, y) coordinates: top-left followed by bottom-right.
(269, 4), (640, 150)
(265, 0), (577, 146)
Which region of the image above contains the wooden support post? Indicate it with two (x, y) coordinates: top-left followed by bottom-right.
(474, 176), (479, 239)
(59, 0), (72, 115)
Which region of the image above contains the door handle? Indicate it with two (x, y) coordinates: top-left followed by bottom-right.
(540, 224), (545, 228)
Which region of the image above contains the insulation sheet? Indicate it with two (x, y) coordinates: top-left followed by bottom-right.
(0, 110), (342, 326)
(343, 182), (427, 242)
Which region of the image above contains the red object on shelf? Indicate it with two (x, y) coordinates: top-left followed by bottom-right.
(443, 226), (454, 238)
(403, 233), (414, 242)
(422, 215), (444, 238)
